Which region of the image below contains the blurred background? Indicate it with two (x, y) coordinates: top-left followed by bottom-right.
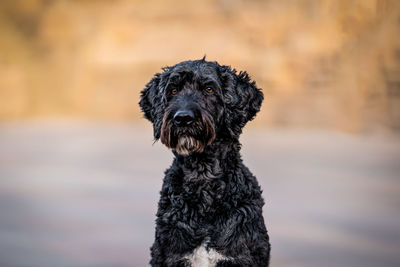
(0, 0), (399, 266)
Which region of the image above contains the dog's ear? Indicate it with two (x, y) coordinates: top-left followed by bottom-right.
(219, 65), (264, 137)
(139, 74), (160, 122)
(139, 72), (166, 140)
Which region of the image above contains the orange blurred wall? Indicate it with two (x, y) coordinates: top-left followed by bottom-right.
(0, 0), (399, 133)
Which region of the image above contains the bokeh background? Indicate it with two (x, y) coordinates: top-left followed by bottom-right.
(0, 0), (399, 266)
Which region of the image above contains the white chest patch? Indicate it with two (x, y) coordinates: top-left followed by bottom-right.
(185, 243), (228, 267)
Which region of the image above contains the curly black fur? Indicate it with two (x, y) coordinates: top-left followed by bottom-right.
(139, 59), (270, 266)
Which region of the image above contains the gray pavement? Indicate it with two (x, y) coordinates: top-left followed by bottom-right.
(0, 121), (399, 267)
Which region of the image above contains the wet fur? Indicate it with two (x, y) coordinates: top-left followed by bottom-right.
(139, 59), (270, 266)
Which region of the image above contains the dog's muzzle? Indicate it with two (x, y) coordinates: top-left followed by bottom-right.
(160, 104), (215, 155)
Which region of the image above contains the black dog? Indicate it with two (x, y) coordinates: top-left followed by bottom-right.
(139, 58), (270, 266)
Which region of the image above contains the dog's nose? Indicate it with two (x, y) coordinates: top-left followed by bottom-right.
(173, 110), (194, 126)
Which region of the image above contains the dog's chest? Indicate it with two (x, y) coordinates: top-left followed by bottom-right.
(184, 242), (228, 267)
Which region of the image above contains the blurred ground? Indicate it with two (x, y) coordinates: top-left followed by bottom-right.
(0, 121), (399, 267)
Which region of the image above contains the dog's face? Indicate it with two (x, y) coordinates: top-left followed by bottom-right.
(139, 59), (263, 155)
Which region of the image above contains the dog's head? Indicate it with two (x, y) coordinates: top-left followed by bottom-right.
(139, 59), (263, 155)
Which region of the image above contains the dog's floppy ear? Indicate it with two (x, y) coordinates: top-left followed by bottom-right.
(139, 72), (166, 140)
(219, 65), (264, 137)
(139, 74), (160, 122)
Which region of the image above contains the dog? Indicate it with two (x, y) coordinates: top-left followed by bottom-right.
(139, 58), (270, 266)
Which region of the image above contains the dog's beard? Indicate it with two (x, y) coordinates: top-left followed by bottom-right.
(175, 136), (203, 155)
(160, 109), (215, 155)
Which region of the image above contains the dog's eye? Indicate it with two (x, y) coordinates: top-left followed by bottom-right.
(205, 87), (214, 94)
(171, 88), (178, 95)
